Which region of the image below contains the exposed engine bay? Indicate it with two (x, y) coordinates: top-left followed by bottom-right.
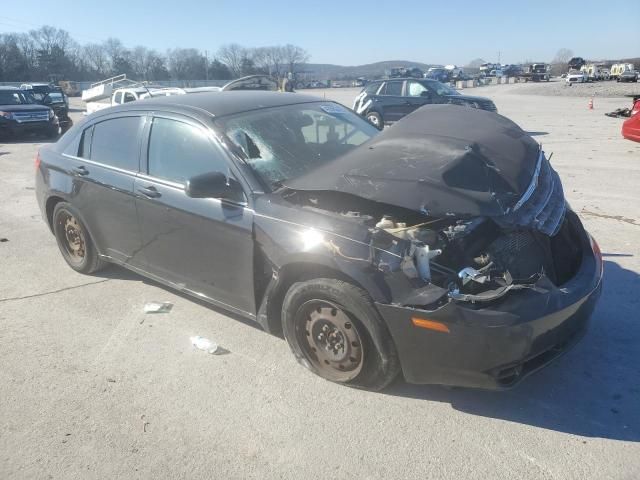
(282, 189), (583, 305)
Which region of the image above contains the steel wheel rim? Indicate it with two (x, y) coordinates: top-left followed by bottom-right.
(58, 211), (86, 264)
(294, 300), (364, 382)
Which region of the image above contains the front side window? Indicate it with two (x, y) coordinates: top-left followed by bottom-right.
(147, 117), (227, 184)
(425, 80), (459, 96)
(218, 103), (378, 189)
(123, 92), (136, 103)
(407, 81), (430, 97)
(89, 116), (143, 171)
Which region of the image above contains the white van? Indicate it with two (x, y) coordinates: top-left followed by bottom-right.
(611, 63), (634, 79)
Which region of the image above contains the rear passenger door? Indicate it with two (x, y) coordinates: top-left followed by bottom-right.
(64, 114), (144, 264)
(134, 114), (256, 315)
(378, 80), (409, 123)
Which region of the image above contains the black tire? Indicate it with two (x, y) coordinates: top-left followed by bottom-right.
(47, 125), (61, 139)
(52, 202), (106, 274)
(282, 278), (400, 390)
(365, 111), (383, 130)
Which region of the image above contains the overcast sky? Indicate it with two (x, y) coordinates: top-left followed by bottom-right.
(1, 0), (638, 65)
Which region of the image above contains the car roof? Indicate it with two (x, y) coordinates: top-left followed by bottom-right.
(109, 91), (327, 118)
(0, 86), (20, 91)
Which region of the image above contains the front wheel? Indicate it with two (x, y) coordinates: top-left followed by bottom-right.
(282, 278), (400, 390)
(365, 111), (383, 130)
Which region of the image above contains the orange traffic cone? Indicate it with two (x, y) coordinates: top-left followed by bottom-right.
(588, 98), (594, 110)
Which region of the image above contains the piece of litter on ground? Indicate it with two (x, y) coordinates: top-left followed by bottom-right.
(190, 336), (219, 354)
(0, 238), (8, 242)
(106, 378), (116, 383)
(143, 301), (173, 314)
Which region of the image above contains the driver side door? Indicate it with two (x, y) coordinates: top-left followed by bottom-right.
(404, 80), (437, 113)
(134, 114), (256, 316)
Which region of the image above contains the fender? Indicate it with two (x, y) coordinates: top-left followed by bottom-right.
(353, 91), (373, 115)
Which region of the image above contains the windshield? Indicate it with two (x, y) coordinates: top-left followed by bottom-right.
(0, 91), (30, 105)
(47, 92), (64, 102)
(217, 103), (378, 189)
(424, 80), (459, 96)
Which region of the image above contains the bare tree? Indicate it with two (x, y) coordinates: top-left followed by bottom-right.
(553, 48), (574, 64)
(167, 48), (206, 80)
(282, 44), (309, 75)
(251, 46), (285, 78)
(466, 58), (486, 68)
(82, 43), (108, 77)
(217, 43), (247, 76)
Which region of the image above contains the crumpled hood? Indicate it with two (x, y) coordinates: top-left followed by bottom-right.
(285, 104), (542, 218)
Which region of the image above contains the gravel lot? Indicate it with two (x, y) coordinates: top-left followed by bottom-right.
(1, 84), (639, 479)
(497, 78), (639, 98)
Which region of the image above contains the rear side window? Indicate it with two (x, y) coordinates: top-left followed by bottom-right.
(89, 116), (143, 171)
(77, 127), (92, 158)
(363, 82), (381, 95)
(147, 117), (227, 183)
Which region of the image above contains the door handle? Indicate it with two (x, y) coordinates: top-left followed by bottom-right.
(137, 185), (161, 198)
(72, 166), (89, 176)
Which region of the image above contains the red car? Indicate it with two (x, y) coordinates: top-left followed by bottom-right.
(622, 98), (640, 143)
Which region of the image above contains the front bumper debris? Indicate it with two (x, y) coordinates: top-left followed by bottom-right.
(376, 224), (603, 389)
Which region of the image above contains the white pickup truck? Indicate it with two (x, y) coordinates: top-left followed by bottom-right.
(83, 74), (279, 115)
(85, 86), (187, 114)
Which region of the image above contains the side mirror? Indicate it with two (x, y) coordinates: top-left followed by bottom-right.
(185, 171), (245, 203)
(420, 91), (431, 98)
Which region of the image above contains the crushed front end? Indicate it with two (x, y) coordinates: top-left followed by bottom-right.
(281, 105), (603, 388)
(375, 209), (602, 388)
(283, 154), (602, 389)
(363, 155), (603, 388)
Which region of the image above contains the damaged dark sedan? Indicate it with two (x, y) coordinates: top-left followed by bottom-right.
(35, 92), (603, 390)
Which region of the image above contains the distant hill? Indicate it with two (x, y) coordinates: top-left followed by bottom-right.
(300, 60), (436, 80)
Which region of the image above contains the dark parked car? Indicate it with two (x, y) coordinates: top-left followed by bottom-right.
(36, 92), (602, 390)
(0, 86), (60, 139)
(425, 68), (450, 83)
(21, 84), (73, 132)
(617, 70), (638, 83)
(568, 57), (586, 71)
(352, 78), (497, 129)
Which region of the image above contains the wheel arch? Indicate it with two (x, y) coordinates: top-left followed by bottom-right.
(257, 260), (373, 337)
(46, 196), (104, 256)
(45, 195), (66, 233)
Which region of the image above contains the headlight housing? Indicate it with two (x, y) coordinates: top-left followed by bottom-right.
(48, 109), (55, 119)
(0, 111), (14, 120)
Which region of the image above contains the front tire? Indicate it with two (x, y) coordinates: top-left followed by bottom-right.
(53, 202), (106, 274)
(282, 278), (400, 390)
(365, 111), (383, 130)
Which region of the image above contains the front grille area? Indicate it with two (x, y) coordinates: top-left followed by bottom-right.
(13, 111), (49, 123)
(496, 152), (566, 236)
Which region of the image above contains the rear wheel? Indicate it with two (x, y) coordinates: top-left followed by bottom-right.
(53, 202), (106, 274)
(282, 278), (399, 390)
(365, 111), (383, 130)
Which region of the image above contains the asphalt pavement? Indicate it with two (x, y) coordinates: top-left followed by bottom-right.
(1, 82), (639, 479)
